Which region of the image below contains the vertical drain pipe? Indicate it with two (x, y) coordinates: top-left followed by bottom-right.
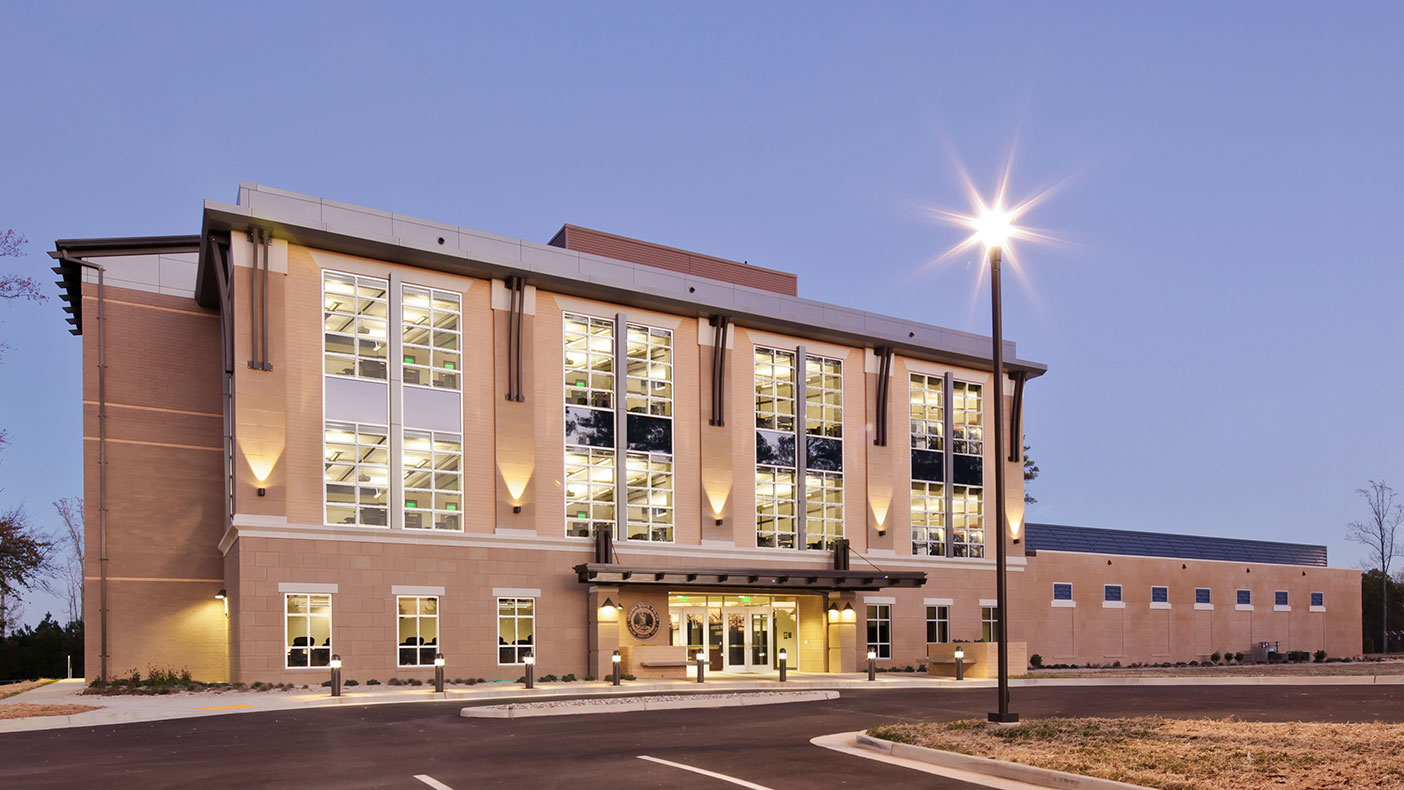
(72, 258), (109, 681)
(259, 229), (270, 370)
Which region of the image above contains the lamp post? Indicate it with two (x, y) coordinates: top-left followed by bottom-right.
(329, 654), (342, 697)
(985, 239), (1018, 724)
(612, 649), (622, 686)
(523, 654), (535, 689)
(434, 652), (445, 693)
(778, 648), (788, 683)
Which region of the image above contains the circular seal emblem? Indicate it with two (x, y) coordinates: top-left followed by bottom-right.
(626, 602), (661, 640)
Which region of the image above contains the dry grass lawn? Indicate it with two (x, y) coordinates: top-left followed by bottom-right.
(0, 703), (102, 720)
(869, 717), (1404, 789)
(0, 679), (56, 700)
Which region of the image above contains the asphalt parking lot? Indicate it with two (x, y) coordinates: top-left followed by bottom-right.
(4, 685), (1403, 789)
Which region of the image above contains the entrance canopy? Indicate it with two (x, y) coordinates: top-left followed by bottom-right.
(572, 563), (926, 591)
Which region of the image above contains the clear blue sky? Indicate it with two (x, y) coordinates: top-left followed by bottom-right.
(3, 2), (1401, 626)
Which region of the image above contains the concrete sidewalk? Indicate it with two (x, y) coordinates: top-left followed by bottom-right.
(4, 670), (1403, 734)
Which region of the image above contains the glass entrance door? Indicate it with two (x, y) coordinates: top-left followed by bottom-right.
(723, 606), (772, 673)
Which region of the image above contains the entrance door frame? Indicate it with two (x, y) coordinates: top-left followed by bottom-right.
(723, 605), (772, 673)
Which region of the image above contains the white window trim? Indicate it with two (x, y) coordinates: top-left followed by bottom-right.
(1150, 586), (1170, 609)
(283, 592), (333, 670)
(1194, 603), (1214, 611)
(1103, 584), (1123, 605)
(1310, 604), (1326, 613)
(1052, 599), (1077, 608)
(1150, 602), (1171, 610)
(496, 596), (536, 667)
(978, 598), (998, 607)
(1273, 605), (1291, 612)
(322, 269), (391, 384)
(1236, 604), (1255, 612)
(279, 582), (339, 594)
(492, 587), (541, 598)
(392, 585), (445, 596)
(1102, 600), (1126, 609)
(865, 596), (896, 605)
(923, 597), (954, 606)
(1235, 589), (1253, 610)
(925, 604), (951, 645)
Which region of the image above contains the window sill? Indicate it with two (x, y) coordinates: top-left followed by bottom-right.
(1273, 605), (1291, 612)
(1194, 603), (1214, 611)
(1235, 604), (1254, 612)
(1050, 600), (1076, 608)
(1149, 602), (1171, 610)
(1310, 605), (1326, 613)
(1102, 601), (1125, 609)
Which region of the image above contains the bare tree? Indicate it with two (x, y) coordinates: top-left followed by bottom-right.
(1347, 480), (1404, 652)
(52, 497), (84, 624)
(0, 505), (53, 638)
(1, 229), (45, 451)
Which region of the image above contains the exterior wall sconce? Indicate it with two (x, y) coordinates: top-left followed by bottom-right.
(513, 506), (522, 514)
(215, 589), (226, 600)
(600, 597), (623, 618)
(827, 601), (840, 623)
(715, 518), (723, 526)
(257, 488), (266, 497)
(841, 602), (856, 623)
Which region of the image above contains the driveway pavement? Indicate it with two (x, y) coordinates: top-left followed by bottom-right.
(3, 685), (1402, 789)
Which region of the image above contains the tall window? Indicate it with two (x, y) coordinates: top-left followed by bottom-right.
(866, 604), (892, 659)
(804, 355), (844, 550)
(910, 373), (946, 556)
(324, 421), (389, 527)
(403, 430), (462, 531)
(925, 605), (950, 644)
(755, 348), (844, 550)
(981, 605), (998, 642)
(564, 314), (616, 538)
(756, 348), (798, 548)
(951, 381), (984, 558)
(564, 314), (674, 542)
(397, 596), (439, 667)
(285, 594), (332, 668)
(625, 325), (673, 542)
(323, 271), (388, 380)
(498, 598), (535, 665)
(402, 285), (460, 390)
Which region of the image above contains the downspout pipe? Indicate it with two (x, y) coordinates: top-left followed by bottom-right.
(67, 257), (109, 681)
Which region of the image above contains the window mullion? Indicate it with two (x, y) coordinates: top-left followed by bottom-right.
(942, 372), (955, 557)
(388, 272), (404, 530)
(794, 344), (807, 550)
(612, 311), (628, 543)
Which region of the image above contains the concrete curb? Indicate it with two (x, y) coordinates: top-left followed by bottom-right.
(854, 732), (1146, 790)
(460, 690), (838, 719)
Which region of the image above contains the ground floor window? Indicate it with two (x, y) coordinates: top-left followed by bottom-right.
(285, 593), (332, 668)
(866, 604), (892, 659)
(981, 605), (998, 642)
(498, 597), (535, 665)
(397, 596), (439, 666)
(925, 605), (949, 644)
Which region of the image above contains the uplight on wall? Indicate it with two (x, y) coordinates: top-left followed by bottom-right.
(841, 602), (857, 623)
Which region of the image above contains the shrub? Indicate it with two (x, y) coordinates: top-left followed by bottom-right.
(1234, 652), (1244, 663)
(408, 678), (423, 686)
(388, 678), (403, 686)
(621, 673), (636, 681)
(1112, 661), (1122, 668)
(904, 665), (915, 673)
(367, 679), (381, 685)
(345, 679), (359, 687)
(1029, 654), (1043, 668)
(1189, 660), (1199, 666)
(1211, 651), (1221, 663)
(1314, 650), (1328, 663)
(583, 675), (596, 682)
(560, 673), (577, 682)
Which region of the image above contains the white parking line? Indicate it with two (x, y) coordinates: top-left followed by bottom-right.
(637, 755), (775, 789)
(413, 775), (455, 790)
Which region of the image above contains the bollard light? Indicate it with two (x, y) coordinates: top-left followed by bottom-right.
(778, 648), (788, 683)
(523, 654), (535, 689)
(434, 652), (445, 693)
(696, 650), (707, 684)
(612, 649), (622, 686)
(866, 649), (876, 682)
(954, 647), (966, 682)
(330, 654), (343, 697)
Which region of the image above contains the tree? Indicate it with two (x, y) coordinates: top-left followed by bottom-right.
(1, 228), (45, 451)
(1346, 480), (1404, 653)
(1023, 444), (1040, 504)
(53, 497), (84, 625)
(0, 505), (53, 638)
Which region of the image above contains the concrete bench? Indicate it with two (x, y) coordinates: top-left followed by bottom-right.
(919, 657), (978, 679)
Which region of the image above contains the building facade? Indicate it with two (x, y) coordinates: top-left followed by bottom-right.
(51, 184), (1361, 683)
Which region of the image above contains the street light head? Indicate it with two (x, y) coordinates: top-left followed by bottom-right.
(971, 204), (1013, 253)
